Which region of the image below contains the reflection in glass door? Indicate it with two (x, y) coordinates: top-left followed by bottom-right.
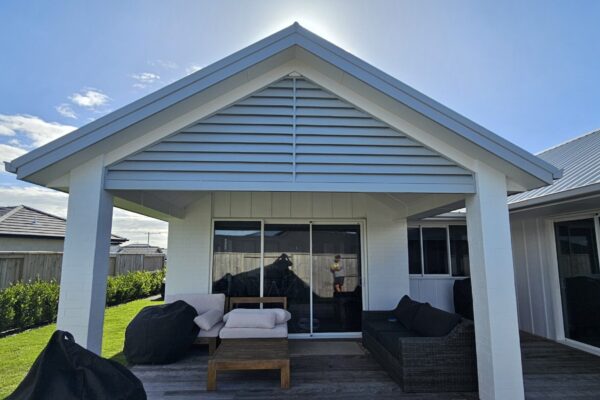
(554, 218), (600, 348)
(211, 221), (363, 334)
(312, 225), (362, 333)
(263, 224), (311, 334)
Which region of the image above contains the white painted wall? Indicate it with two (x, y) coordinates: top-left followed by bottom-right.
(165, 191), (409, 311)
(510, 214), (562, 341)
(409, 277), (461, 312)
(165, 193), (213, 296)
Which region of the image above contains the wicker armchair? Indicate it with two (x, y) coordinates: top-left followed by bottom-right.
(362, 310), (477, 393)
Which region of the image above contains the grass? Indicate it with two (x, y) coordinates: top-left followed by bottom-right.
(0, 297), (162, 398)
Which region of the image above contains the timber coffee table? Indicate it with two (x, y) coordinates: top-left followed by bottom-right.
(207, 339), (290, 390)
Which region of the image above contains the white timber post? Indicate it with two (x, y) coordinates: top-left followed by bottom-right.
(466, 162), (525, 400)
(57, 156), (113, 354)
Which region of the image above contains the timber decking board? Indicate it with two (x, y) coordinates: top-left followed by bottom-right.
(130, 334), (600, 399)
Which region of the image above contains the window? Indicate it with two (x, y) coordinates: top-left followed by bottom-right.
(450, 225), (470, 276)
(408, 227), (422, 274)
(408, 225), (470, 276)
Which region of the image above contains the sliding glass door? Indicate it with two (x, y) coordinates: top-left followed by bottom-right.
(312, 224), (362, 333)
(263, 224), (311, 334)
(554, 218), (600, 348)
(212, 220), (363, 334)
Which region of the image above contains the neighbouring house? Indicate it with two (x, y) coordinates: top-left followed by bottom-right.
(509, 129), (600, 355)
(407, 129), (600, 356)
(4, 23), (563, 400)
(0, 205), (127, 251)
(0, 205), (129, 288)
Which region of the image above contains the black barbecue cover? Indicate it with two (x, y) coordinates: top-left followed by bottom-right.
(453, 278), (474, 320)
(7, 330), (146, 400)
(124, 300), (199, 365)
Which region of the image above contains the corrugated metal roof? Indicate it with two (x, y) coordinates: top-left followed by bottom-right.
(0, 205), (128, 244)
(509, 129), (600, 204)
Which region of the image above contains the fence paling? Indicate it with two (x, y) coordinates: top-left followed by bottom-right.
(0, 251), (165, 289)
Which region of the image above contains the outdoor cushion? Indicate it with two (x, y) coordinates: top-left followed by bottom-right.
(219, 323), (288, 339)
(224, 310), (276, 329)
(393, 295), (422, 329)
(223, 308), (291, 324)
(411, 303), (461, 337)
(198, 321), (224, 338)
(194, 309), (222, 331)
(124, 300), (199, 364)
(165, 293), (225, 318)
(8, 330), (146, 400)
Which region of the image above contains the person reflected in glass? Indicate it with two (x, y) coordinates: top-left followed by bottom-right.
(330, 254), (345, 293)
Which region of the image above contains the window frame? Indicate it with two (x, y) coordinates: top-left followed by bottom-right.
(408, 222), (468, 278)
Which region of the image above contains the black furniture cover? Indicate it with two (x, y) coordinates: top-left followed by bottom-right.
(453, 278), (474, 320)
(124, 300), (199, 365)
(8, 330), (146, 400)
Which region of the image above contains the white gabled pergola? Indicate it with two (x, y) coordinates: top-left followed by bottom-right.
(6, 23), (560, 400)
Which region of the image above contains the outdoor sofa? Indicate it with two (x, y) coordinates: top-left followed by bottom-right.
(362, 295), (477, 393)
(165, 293), (226, 354)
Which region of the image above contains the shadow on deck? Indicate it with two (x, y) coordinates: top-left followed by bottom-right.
(130, 333), (600, 399)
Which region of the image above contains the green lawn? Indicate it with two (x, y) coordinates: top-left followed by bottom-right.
(0, 297), (161, 398)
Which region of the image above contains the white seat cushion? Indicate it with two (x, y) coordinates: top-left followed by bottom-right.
(224, 310), (276, 329)
(219, 323), (288, 339)
(198, 321), (224, 338)
(223, 308), (291, 325)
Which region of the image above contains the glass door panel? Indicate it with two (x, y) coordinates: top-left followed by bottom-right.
(263, 224), (311, 334)
(554, 219), (600, 347)
(311, 224), (362, 333)
(212, 221), (262, 297)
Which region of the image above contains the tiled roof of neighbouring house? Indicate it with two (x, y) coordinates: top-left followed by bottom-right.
(509, 129), (600, 205)
(116, 244), (164, 254)
(0, 205), (128, 244)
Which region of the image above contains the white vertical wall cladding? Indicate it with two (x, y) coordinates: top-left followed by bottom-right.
(409, 277), (458, 312)
(165, 194), (212, 296)
(215, 191), (370, 219)
(366, 210), (409, 310)
(510, 215), (557, 340)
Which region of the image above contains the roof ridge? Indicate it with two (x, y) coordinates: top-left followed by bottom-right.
(537, 128), (600, 155)
(0, 205), (23, 224)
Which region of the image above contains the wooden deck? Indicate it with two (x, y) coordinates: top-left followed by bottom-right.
(131, 333), (600, 399)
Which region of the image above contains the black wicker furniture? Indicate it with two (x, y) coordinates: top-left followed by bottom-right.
(362, 296), (477, 393)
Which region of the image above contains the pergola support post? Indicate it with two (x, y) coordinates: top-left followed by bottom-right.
(57, 156), (113, 355)
(466, 163), (525, 400)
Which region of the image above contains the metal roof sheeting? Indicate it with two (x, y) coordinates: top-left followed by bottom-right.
(0, 205), (127, 244)
(509, 129), (600, 204)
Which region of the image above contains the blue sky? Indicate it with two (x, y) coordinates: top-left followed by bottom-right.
(0, 0), (599, 245)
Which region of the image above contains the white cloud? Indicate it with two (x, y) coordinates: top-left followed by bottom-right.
(0, 185), (168, 248)
(69, 88), (110, 109)
(0, 114), (76, 147)
(186, 64), (203, 75)
(149, 59), (178, 69)
(0, 144), (27, 173)
(55, 103), (77, 119)
(131, 72), (161, 89)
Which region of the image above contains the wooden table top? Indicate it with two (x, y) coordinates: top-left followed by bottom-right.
(212, 339), (289, 362)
